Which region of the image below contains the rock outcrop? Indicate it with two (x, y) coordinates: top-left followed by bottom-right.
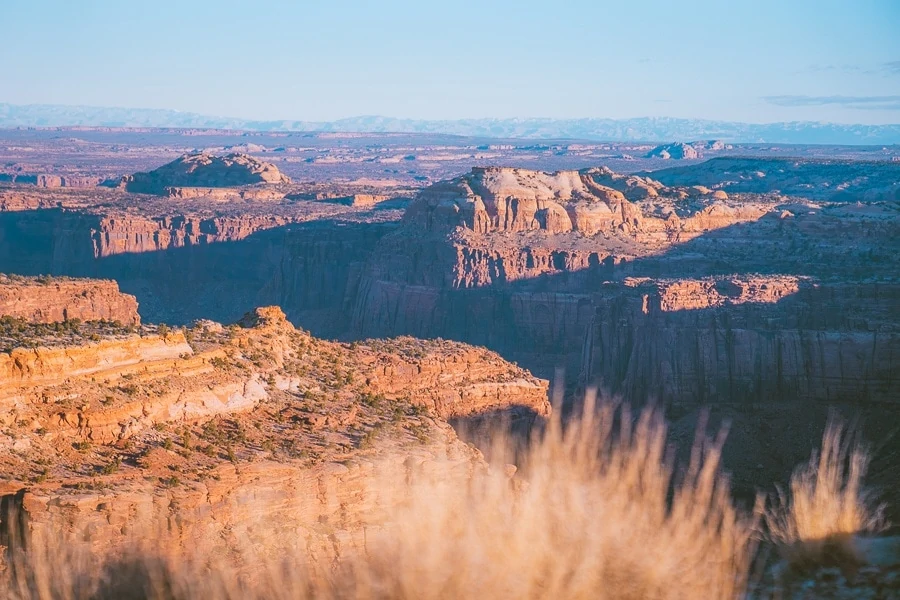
(405, 166), (647, 235)
(121, 152), (291, 195)
(351, 166), (777, 375)
(692, 140), (729, 151)
(35, 175), (105, 188)
(164, 186), (285, 202)
(0, 275), (139, 325)
(0, 306), (549, 561)
(646, 142), (700, 160)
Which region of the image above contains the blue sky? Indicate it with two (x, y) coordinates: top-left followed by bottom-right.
(1, 0), (898, 124)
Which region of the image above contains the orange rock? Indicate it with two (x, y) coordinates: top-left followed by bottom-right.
(0, 276), (140, 325)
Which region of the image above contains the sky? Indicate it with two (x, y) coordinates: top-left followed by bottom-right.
(1, 0), (899, 124)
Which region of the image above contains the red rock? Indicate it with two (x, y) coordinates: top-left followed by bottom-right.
(0, 276), (139, 324)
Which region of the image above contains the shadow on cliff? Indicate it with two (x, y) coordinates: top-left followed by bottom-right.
(0, 207), (897, 515)
(347, 210), (899, 514)
(351, 207), (897, 373)
(0, 209), (395, 338)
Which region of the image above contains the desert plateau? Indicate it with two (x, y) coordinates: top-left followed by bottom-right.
(2, 2), (900, 597)
(0, 126), (896, 598)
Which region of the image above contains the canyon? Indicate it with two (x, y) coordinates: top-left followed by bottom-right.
(0, 133), (897, 586)
(0, 156), (896, 401)
(346, 163), (899, 494)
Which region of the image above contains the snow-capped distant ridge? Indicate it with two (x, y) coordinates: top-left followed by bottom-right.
(1, 102), (898, 145)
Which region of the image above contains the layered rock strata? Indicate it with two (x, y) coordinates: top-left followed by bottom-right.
(352, 166), (775, 375)
(0, 306), (549, 561)
(580, 276), (900, 404)
(0, 207), (398, 331)
(0, 276), (140, 325)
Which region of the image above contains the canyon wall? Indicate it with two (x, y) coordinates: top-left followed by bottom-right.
(0, 209), (395, 333)
(0, 165), (896, 402)
(0, 277), (140, 324)
(11, 433), (482, 567)
(580, 278), (900, 405)
(0, 305), (548, 562)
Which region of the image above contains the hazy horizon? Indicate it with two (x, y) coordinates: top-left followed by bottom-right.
(2, 0), (899, 126)
(4, 100), (900, 128)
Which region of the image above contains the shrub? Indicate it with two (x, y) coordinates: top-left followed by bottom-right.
(101, 457), (121, 476)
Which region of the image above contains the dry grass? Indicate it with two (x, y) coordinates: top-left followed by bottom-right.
(764, 418), (887, 570)
(1, 401), (889, 599)
(350, 393), (759, 600)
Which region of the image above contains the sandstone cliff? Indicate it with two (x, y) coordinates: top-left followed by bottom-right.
(0, 205), (399, 332)
(0, 275), (140, 325)
(0, 306), (549, 561)
(580, 276), (899, 404)
(405, 166), (649, 235)
(351, 166), (778, 376)
(35, 175), (105, 189)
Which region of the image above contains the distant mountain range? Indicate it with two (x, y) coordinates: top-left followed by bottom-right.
(1, 102), (899, 145)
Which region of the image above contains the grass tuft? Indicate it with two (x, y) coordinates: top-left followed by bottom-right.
(764, 417), (887, 571)
(1, 404), (890, 599)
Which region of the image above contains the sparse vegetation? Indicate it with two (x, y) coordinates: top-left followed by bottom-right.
(0, 316), (140, 353)
(101, 456), (121, 476)
(1, 402), (754, 599)
(1, 400), (892, 599)
(209, 356), (229, 369)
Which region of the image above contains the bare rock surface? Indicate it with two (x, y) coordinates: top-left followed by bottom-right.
(352, 165), (777, 371)
(0, 155), (897, 525)
(0, 305), (548, 562)
(0, 274), (140, 325)
(646, 142), (700, 160)
(121, 152), (291, 195)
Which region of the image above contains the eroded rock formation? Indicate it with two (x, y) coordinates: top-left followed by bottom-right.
(352, 166), (779, 375)
(580, 276), (899, 404)
(0, 203), (399, 331)
(0, 275), (139, 324)
(35, 175), (105, 189)
(0, 306), (548, 561)
(646, 142), (700, 160)
(121, 152), (291, 195)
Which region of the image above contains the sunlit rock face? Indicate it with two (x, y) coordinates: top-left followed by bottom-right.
(0, 275), (140, 324)
(121, 152), (291, 195)
(405, 166), (651, 235)
(0, 304), (549, 562)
